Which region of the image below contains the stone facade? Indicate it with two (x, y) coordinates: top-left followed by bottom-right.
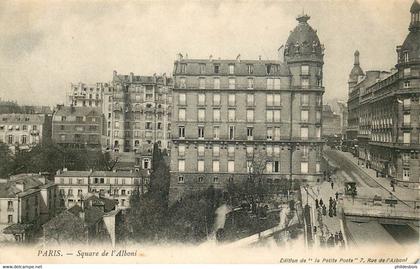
(169, 14), (325, 203)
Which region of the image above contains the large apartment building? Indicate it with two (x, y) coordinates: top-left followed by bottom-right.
(169, 14), (325, 202)
(52, 106), (104, 149)
(67, 82), (113, 111)
(101, 72), (172, 169)
(346, 0), (420, 187)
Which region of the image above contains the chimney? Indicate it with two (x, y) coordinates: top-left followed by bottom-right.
(38, 176), (46, 185)
(185, 53), (188, 59)
(259, 55), (262, 61)
(177, 53), (183, 61)
(63, 167), (68, 172)
(113, 70), (117, 77)
(209, 55), (213, 61)
(236, 54), (241, 62)
(130, 72), (134, 83)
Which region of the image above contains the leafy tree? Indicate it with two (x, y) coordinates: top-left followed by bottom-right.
(0, 142), (13, 177)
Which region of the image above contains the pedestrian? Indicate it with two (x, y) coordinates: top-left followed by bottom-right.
(335, 191), (339, 200)
(333, 205), (337, 216)
(327, 234), (335, 247)
(328, 206), (333, 217)
(329, 197), (333, 206)
(335, 232), (339, 244)
(322, 205), (327, 216)
(338, 231), (343, 242)
(315, 198), (319, 209)
(313, 226), (317, 234)
(319, 198), (324, 207)
(331, 181), (334, 189)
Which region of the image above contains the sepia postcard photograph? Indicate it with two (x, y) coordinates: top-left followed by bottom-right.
(0, 0), (419, 266)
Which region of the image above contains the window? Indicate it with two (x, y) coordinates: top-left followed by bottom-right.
(247, 161), (253, 173)
(274, 94), (281, 106)
(213, 160), (220, 172)
(301, 162), (309, 174)
(404, 81), (411, 88)
(267, 78), (274, 89)
(214, 78), (220, 89)
(301, 145), (309, 157)
(266, 162), (272, 173)
(8, 215), (13, 223)
(246, 145), (254, 156)
(228, 161), (235, 172)
(316, 111), (321, 122)
(180, 63), (187, 73)
(302, 78), (309, 88)
(199, 64), (206, 74)
(228, 109), (236, 121)
(247, 64), (254, 74)
(404, 68), (411, 77)
(404, 51), (409, 62)
(403, 98), (411, 109)
(198, 93), (206, 105)
(197, 160), (205, 172)
(228, 145), (235, 157)
(267, 127), (273, 140)
(198, 127), (204, 139)
(178, 144), (185, 156)
(266, 64), (272, 74)
(301, 94), (309, 106)
(274, 79), (280, 90)
(274, 145), (280, 156)
(301, 65), (309, 75)
(301, 127), (309, 140)
(178, 126), (185, 139)
(229, 126), (235, 140)
(213, 177), (219, 183)
(199, 78), (205, 89)
(266, 110), (273, 122)
(198, 177), (204, 183)
(274, 127), (280, 140)
(267, 94), (273, 106)
(22, 135), (27, 144)
(403, 168), (410, 181)
(273, 110), (281, 122)
(178, 108), (186, 121)
(7, 201), (13, 210)
(228, 94), (236, 106)
(213, 145), (220, 157)
(247, 109), (254, 122)
(8, 135), (13, 144)
(247, 94), (254, 106)
(404, 114), (411, 125)
(248, 78), (254, 89)
(198, 109), (205, 121)
(143, 158), (150, 169)
(214, 64), (220, 74)
(213, 109), (221, 122)
(229, 78), (235, 89)
(266, 145), (273, 156)
(403, 132), (411, 144)
(316, 162), (321, 173)
(178, 160), (185, 172)
(229, 64), (235, 74)
(316, 127), (321, 138)
(301, 110), (309, 122)
(213, 93), (221, 105)
(247, 127), (254, 140)
(213, 126), (220, 139)
(179, 93), (186, 105)
(273, 161), (280, 173)
(178, 176), (184, 183)
(197, 145), (205, 157)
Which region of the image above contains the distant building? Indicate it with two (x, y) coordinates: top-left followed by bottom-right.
(322, 105), (341, 137)
(0, 113), (52, 151)
(0, 174), (57, 242)
(67, 82), (113, 111)
(346, 0), (420, 187)
(337, 101), (348, 138)
(102, 72), (172, 170)
(54, 169), (148, 210)
(169, 13), (325, 203)
(51, 106), (104, 149)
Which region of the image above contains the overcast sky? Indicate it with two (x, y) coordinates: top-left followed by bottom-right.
(0, 0), (414, 106)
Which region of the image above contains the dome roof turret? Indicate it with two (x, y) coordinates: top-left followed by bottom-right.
(349, 50), (364, 83)
(284, 14), (324, 63)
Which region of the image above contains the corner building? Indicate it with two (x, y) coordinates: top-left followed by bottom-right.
(169, 14), (325, 203)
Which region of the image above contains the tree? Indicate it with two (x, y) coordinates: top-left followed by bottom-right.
(0, 142), (13, 177)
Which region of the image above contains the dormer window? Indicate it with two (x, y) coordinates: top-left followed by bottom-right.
(214, 64), (220, 74)
(266, 64), (272, 74)
(228, 64), (235, 75)
(247, 64), (254, 74)
(404, 51), (409, 63)
(180, 63), (187, 73)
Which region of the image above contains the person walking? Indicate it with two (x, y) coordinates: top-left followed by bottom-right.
(331, 181), (334, 189)
(319, 198), (324, 207)
(335, 191), (339, 200)
(322, 205), (327, 216)
(315, 198), (319, 209)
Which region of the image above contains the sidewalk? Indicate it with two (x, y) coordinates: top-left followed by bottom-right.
(338, 151), (419, 202)
(301, 180), (344, 248)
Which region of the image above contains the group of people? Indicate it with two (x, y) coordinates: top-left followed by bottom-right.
(324, 231), (345, 248)
(314, 193), (338, 218)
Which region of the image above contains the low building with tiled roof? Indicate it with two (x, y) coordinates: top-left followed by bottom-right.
(0, 173), (58, 243)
